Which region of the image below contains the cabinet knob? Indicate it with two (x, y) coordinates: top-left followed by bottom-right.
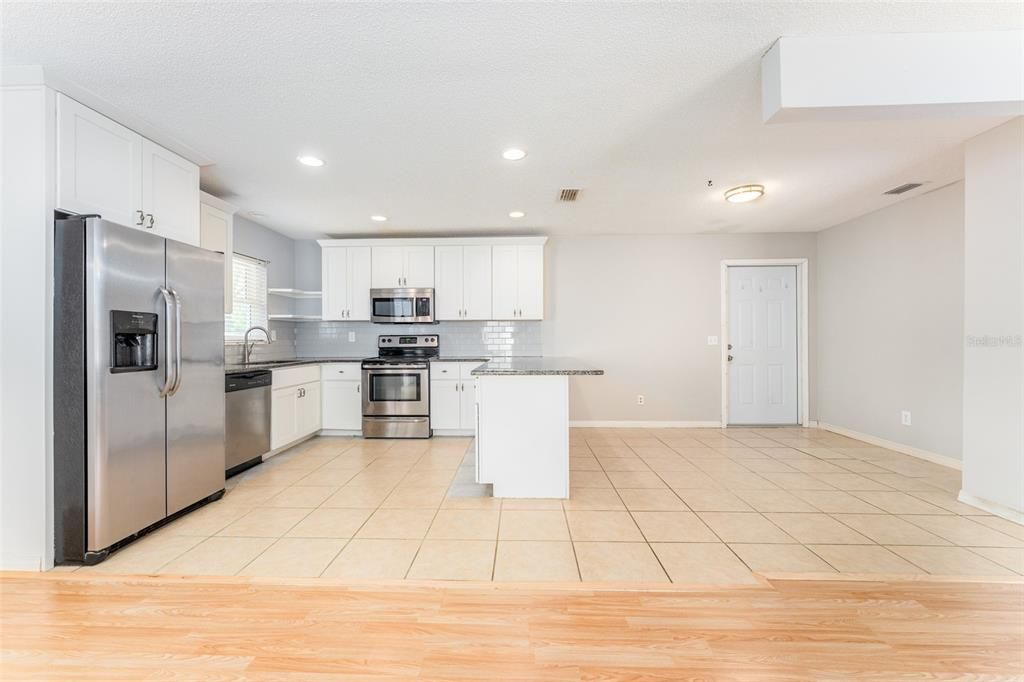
(135, 210), (145, 226)
(145, 213), (155, 229)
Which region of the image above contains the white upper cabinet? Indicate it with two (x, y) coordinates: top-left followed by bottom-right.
(435, 245), (492, 321)
(141, 140), (200, 246)
(199, 193), (236, 313)
(55, 94), (200, 247)
(57, 94), (142, 228)
(322, 246), (372, 321)
(371, 245), (434, 288)
(492, 244), (544, 320)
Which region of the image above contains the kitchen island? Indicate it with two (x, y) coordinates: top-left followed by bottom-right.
(472, 358), (603, 498)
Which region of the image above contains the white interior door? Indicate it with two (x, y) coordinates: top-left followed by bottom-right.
(727, 265), (798, 425)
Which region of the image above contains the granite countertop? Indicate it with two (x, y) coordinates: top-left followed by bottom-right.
(471, 357), (604, 376)
(224, 357), (365, 374)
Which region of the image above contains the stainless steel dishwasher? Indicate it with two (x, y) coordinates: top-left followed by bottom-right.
(225, 370), (272, 476)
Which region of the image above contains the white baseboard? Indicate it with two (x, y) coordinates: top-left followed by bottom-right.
(569, 420), (721, 428)
(0, 553), (43, 571)
(432, 429), (475, 437)
(319, 429), (362, 437)
(817, 422), (962, 470)
(957, 491), (1024, 524)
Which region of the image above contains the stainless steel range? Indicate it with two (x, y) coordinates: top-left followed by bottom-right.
(362, 335), (439, 438)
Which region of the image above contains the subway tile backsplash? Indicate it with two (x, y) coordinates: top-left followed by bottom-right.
(294, 320), (543, 358)
(224, 320), (298, 364)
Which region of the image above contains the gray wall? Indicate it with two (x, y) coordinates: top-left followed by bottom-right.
(816, 182), (965, 459)
(961, 118), (1023, 513)
(542, 233), (818, 423)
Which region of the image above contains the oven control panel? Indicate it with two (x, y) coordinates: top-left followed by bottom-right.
(378, 335), (438, 348)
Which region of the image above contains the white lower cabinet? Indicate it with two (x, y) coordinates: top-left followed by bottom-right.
(270, 366), (323, 450)
(321, 363), (362, 431)
(430, 362), (481, 433)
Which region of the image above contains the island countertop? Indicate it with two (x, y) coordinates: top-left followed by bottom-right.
(471, 357), (603, 376)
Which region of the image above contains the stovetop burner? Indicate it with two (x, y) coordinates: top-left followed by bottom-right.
(361, 334), (439, 368)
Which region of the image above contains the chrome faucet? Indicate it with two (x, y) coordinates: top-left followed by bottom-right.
(242, 325), (271, 365)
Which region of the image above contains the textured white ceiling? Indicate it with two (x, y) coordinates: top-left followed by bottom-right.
(3, 2), (1019, 238)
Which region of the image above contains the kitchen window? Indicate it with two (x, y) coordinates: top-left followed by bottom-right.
(225, 253), (268, 342)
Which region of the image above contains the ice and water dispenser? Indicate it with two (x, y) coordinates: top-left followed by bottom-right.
(110, 310), (158, 373)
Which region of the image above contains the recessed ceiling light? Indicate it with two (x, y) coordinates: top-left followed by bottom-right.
(370, 215), (388, 222)
(502, 148), (527, 161)
(508, 211), (526, 218)
(296, 155), (325, 167)
(724, 184), (765, 203)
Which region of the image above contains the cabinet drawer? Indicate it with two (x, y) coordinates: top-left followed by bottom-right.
(321, 363), (361, 381)
(273, 365), (320, 389)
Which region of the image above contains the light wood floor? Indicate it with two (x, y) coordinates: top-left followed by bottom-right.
(3, 572), (1022, 680)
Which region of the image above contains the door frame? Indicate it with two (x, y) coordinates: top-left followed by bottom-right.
(720, 259), (809, 428)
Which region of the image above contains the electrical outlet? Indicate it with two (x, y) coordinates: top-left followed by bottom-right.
(348, 331), (356, 342)
(901, 410), (912, 426)
(270, 329), (277, 341)
(707, 336), (719, 346)
(637, 395), (645, 406)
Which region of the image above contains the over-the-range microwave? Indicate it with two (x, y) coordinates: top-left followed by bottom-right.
(370, 288), (435, 324)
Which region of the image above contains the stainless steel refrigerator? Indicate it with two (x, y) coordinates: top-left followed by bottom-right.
(54, 216), (226, 564)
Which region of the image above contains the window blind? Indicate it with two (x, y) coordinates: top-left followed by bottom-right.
(225, 253), (268, 341)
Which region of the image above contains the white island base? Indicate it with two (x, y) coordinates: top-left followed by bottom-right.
(475, 375), (569, 498)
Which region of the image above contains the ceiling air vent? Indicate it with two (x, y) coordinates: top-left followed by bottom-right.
(558, 188), (582, 202)
(884, 182), (923, 196)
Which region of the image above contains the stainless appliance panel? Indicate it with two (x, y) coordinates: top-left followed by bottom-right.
(165, 239), (226, 514)
(85, 220), (168, 551)
(225, 372), (271, 471)
(361, 366), (430, 416)
(370, 288), (435, 324)
(362, 416), (431, 439)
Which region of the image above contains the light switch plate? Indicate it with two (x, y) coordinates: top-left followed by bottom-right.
(270, 329), (277, 341)
(348, 331), (356, 342)
(707, 336), (719, 346)
(901, 410), (912, 426)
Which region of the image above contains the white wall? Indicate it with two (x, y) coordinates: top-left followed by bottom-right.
(816, 182), (965, 461)
(0, 85), (55, 569)
(543, 233), (817, 424)
(961, 117), (1024, 520)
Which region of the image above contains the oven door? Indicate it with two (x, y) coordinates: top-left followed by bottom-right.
(362, 366), (430, 416)
(370, 288), (434, 324)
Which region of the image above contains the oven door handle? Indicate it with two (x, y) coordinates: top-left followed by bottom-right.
(363, 365), (428, 372)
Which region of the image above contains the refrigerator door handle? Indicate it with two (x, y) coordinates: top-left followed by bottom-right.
(169, 288), (183, 395)
(158, 287), (176, 398)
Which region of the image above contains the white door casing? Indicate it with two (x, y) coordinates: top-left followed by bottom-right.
(726, 265), (799, 425)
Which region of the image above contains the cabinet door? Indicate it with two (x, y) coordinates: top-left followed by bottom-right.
(347, 247), (372, 320)
(462, 245), (492, 320)
(403, 246), (435, 288)
(199, 203), (233, 313)
(433, 246), (463, 320)
(321, 247), (348, 320)
(270, 387), (297, 450)
(460, 379), (477, 431)
(322, 380), (362, 430)
(491, 245), (518, 320)
(371, 246), (404, 288)
(56, 94), (142, 227)
(516, 245), (545, 320)
(297, 381), (321, 437)
(430, 379), (462, 430)
(141, 139), (200, 246)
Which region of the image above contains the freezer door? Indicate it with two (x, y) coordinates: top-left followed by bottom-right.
(165, 239), (226, 514)
(85, 219), (168, 551)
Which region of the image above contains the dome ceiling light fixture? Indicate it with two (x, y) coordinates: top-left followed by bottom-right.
(724, 184), (765, 203)
(502, 148), (527, 161)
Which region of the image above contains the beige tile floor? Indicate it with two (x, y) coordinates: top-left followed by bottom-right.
(66, 427), (1024, 584)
